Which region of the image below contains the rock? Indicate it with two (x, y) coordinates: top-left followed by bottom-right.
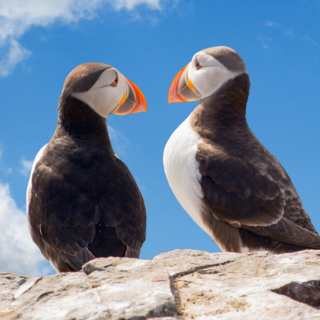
(271, 280), (320, 308)
(1, 250), (320, 319)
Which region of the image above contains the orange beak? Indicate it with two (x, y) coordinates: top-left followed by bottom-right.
(114, 77), (147, 115)
(168, 63), (201, 103)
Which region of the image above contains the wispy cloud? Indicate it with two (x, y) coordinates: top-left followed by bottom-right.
(147, 15), (160, 26)
(108, 125), (130, 156)
(0, 40), (31, 77)
(0, 182), (51, 276)
(260, 20), (319, 49)
(304, 34), (319, 46)
(263, 20), (280, 28)
(20, 157), (33, 177)
(110, 0), (162, 10)
(257, 35), (272, 49)
(0, 0), (178, 77)
(283, 28), (295, 38)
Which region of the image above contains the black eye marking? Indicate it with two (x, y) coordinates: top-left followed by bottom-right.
(111, 73), (119, 87)
(195, 58), (202, 70)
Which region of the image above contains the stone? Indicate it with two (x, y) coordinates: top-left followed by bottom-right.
(1, 250), (320, 319)
(271, 280), (320, 308)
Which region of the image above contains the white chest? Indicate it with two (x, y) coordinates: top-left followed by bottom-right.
(163, 116), (213, 237)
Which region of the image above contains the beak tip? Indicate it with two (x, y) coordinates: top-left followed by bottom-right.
(119, 77), (148, 115)
(168, 93), (175, 104)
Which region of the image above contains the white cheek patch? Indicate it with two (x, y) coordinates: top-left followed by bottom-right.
(72, 71), (127, 118)
(189, 53), (243, 99)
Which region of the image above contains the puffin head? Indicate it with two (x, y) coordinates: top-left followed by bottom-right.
(168, 46), (248, 103)
(61, 62), (147, 117)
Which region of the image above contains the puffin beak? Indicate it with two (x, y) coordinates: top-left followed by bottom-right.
(168, 64), (201, 103)
(114, 77), (147, 115)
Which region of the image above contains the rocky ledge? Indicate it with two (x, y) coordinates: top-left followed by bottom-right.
(1, 249), (320, 319)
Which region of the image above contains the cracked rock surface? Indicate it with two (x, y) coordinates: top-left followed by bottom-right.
(1, 250), (320, 319)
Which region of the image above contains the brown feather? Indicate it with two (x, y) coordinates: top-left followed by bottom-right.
(191, 73), (319, 252)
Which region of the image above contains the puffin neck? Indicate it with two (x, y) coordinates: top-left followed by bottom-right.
(56, 96), (112, 147)
(191, 73), (251, 139)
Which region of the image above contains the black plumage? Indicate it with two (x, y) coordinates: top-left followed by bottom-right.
(27, 63), (146, 272)
(192, 72), (320, 253)
(166, 46), (320, 253)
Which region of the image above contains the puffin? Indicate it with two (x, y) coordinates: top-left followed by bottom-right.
(27, 63), (147, 272)
(164, 46), (320, 253)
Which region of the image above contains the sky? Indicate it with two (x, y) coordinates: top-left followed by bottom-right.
(0, 0), (320, 276)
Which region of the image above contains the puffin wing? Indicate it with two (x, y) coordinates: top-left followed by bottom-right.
(27, 145), (94, 270)
(197, 148), (286, 226)
(57, 248), (95, 271)
(197, 146), (320, 248)
(28, 144), (146, 269)
(243, 218), (320, 248)
(108, 157), (146, 256)
(28, 148), (100, 260)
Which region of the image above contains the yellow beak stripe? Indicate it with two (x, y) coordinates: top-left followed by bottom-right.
(187, 78), (196, 90)
(119, 94), (127, 106)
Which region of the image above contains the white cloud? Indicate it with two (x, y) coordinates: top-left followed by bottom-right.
(20, 157), (33, 177)
(0, 182), (50, 276)
(0, 0), (175, 77)
(0, 39), (31, 77)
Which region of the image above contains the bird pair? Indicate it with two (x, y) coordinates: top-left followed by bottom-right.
(27, 46), (320, 273)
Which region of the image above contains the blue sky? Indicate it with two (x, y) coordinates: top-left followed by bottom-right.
(0, 0), (319, 276)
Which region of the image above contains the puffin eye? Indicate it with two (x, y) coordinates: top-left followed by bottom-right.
(111, 73), (119, 87)
(195, 58), (202, 70)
